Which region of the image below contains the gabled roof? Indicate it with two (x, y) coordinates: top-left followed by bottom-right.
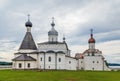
(65, 55), (76, 59)
(12, 54), (36, 61)
(83, 49), (102, 54)
(19, 32), (37, 50)
(38, 41), (69, 50)
(75, 53), (84, 59)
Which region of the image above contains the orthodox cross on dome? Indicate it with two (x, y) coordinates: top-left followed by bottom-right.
(52, 17), (54, 22)
(28, 14), (30, 21)
(90, 29), (93, 37)
(90, 29), (93, 34)
(51, 17), (55, 27)
(63, 34), (66, 42)
(25, 14), (32, 27)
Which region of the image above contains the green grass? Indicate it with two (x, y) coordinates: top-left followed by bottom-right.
(0, 70), (119, 81)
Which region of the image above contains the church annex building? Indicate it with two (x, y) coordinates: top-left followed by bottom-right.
(12, 16), (110, 71)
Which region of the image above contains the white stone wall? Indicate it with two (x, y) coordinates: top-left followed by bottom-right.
(39, 53), (77, 70)
(45, 53), (56, 69)
(84, 56), (104, 70)
(65, 57), (77, 70)
(38, 42), (72, 70)
(39, 53), (45, 69)
(56, 54), (65, 70)
(77, 59), (84, 70)
(12, 61), (37, 69)
(39, 53), (66, 70)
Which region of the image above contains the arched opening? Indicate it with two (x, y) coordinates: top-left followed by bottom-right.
(48, 57), (51, 62)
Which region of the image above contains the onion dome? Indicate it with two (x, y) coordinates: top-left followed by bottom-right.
(25, 14), (32, 27)
(88, 36), (95, 43)
(88, 29), (95, 43)
(48, 17), (58, 36)
(48, 27), (58, 36)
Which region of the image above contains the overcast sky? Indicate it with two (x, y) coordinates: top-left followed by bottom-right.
(0, 0), (120, 63)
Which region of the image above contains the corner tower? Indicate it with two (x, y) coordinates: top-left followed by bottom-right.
(48, 17), (58, 42)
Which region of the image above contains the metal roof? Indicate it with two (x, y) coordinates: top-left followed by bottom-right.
(12, 54), (36, 61)
(19, 32), (37, 50)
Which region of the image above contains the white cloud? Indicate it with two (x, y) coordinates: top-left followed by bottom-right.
(0, 39), (18, 62)
(0, 0), (120, 63)
(96, 40), (120, 55)
(0, 0), (9, 9)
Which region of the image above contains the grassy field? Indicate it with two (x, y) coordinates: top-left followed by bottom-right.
(0, 70), (119, 81)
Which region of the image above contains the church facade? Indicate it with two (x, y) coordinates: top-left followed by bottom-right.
(12, 16), (110, 71)
(75, 29), (109, 70)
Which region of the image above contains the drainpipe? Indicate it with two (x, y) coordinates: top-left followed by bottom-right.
(55, 52), (57, 70)
(44, 53), (45, 70)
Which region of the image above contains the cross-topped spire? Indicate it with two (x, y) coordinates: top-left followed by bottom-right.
(51, 17), (55, 27)
(63, 34), (66, 42)
(28, 14), (30, 21)
(25, 14), (32, 27)
(52, 17), (54, 22)
(90, 29), (93, 38)
(90, 29), (93, 34)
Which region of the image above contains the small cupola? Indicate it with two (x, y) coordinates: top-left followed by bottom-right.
(48, 17), (58, 36)
(88, 29), (95, 43)
(25, 14), (32, 27)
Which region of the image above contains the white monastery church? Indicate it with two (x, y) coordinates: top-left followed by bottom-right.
(12, 16), (110, 71)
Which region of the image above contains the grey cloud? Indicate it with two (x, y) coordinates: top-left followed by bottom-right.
(0, 0), (120, 62)
(104, 53), (120, 63)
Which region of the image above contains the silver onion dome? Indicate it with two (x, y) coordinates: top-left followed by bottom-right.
(48, 17), (58, 36)
(25, 14), (32, 27)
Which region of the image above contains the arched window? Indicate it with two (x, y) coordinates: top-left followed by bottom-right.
(40, 57), (42, 61)
(18, 63), (22, 68)
(48, 56), (51, 62)
(59, 58), (61, 62)
(69, 61), (71, 64)
(92, 52), (94, 56)
(28, 63), (30, 68)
